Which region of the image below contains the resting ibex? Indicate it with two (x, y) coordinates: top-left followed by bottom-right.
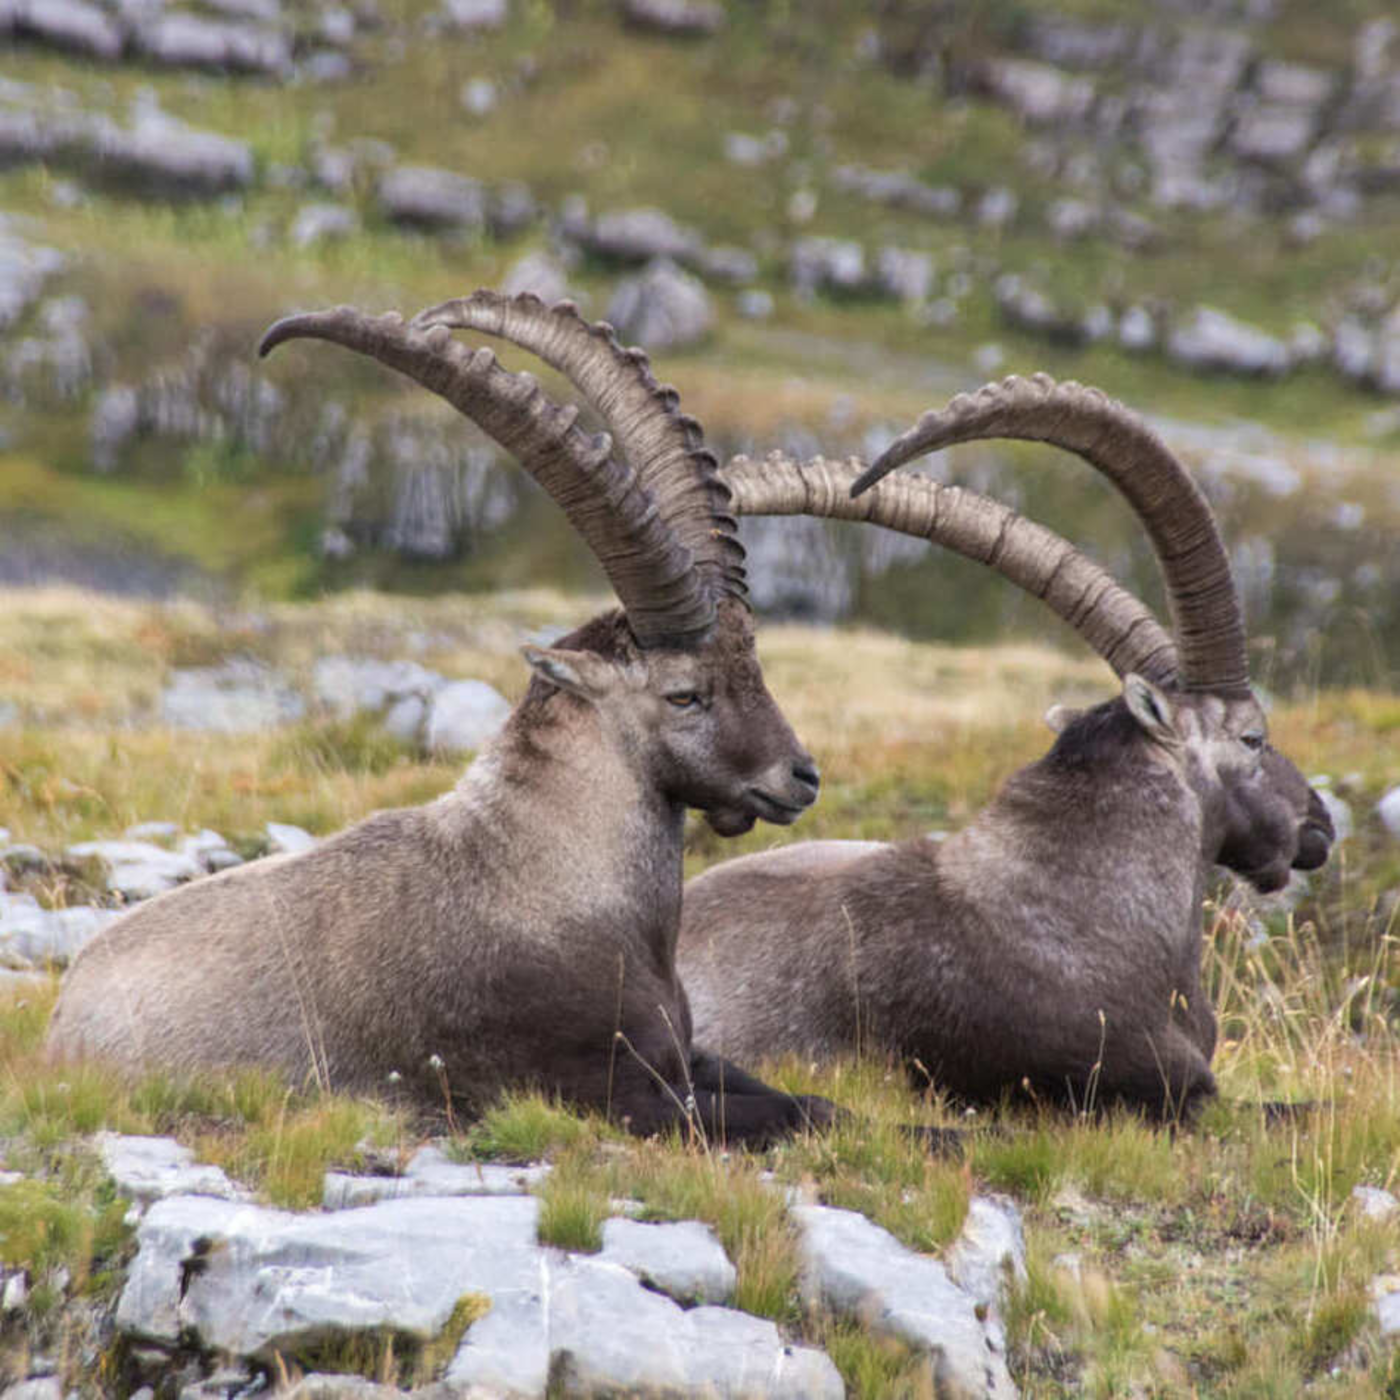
(47, 291), (833, 1143)
(681, 377), (1334, 1118)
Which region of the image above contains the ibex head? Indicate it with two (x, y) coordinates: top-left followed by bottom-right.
(1047, 676), (1335, 894)
(261, 291), (817, 835)
(521, 601), (817, 835)
(847, 373), (1336, 890)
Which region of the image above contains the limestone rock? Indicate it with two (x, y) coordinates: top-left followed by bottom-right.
(323, 1146), (549, 1208)
(441, 0), (506, 30)
(96, 1133), (244, 1205)
(585, 207), (704, 264)
(265, 822), (316, 856)
(795, 1202), (1015, 1398)
(598, 1217), (736, 1304)
(377, 166), (487, 232)
(0, 895), (119, 966)
(10, 0), (123, 60)
(1377, 785), (1400, 839)
(1351, 1184), (1398, 1221)
(133, 12), (291, 75)
(1167, 306), (1291, 377)
(160, 660), (305, 733)
(66, 839), (203, 901)
(312, 657), (442, 718)
(289, 203), (359, 248)
(118, 1194), (543, 1352)
(425, 679), (511, 754)
(605, 258), (713, 350)
(620, 0), (724, 38)
(790, 237), (866, 297)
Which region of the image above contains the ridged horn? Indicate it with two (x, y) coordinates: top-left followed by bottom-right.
(721, 453), (1179, 685)
(259, 306), (711, 646)
(411, 290), (746, 604)
(849, 374), (1248, 694)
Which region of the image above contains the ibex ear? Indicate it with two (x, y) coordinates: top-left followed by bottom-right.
(1122, 672), (1178, 744)
(521, 645), (616, 701)
(1044, 703), (1083, 734)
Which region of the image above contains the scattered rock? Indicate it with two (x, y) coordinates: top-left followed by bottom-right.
(133, 12), (291, 76)
(605, 257), (713, 350)
(441, 0), (506, 31)
(0, 1378), (63, 1400)
(1351, 1184), (1398, 1221)
(124, 822), (179, 843)
(620, 0), (724, 38)
(425, 679), (511, 754)
(311, 656), (442, 718)
(976, 57), (1096, 125)
(178, 830), (243, 873)
(875, 246), (933, 304)
(377, 165), (487, 232)
(323, 1145), (549, 1208)
(95, 1134), (244, 1205)
(92, 105), (256, 196)
(1167, 306), (1291, 377)
(1377, 785), (1400, 839)
(65, 839), (203, 902)
(500, 250), (573, 304)
(289, 202), (358, 248)
(789, 236), (866, 297)
(584, 206), (704, 265)
(794, 1203), (1015, 1397)
(598, 1217), (736, 1305)
(1372, 1274), (1400, 1337)
(160, 660), (305, 732)
(10, 0), (124, 61)
(831, 164), (962, 218)
(264, 822), (316, 856)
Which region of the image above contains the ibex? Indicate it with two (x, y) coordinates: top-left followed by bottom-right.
(681, 377), (1334, 1118)
(47, 291), (834, 1143)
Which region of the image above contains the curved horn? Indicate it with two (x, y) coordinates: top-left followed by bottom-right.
(411, 290), (746, 604)
(849, 374), (1247, 694)
(721, 452), (1179, 685)
(259, 306), (712, 646)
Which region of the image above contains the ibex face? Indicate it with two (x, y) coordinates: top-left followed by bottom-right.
(1118, 675), (1335, 893)
(523, 602), (818, 837)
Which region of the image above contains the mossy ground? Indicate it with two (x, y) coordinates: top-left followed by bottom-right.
(0, 587), (1396, 1395)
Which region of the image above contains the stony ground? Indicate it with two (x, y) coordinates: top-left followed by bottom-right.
(0, 589), (1396, 1396)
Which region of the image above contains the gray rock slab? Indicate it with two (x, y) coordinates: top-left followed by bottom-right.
(312, 656), (441, 716)
(94, 110), (255, 195)
(134, 12), (291, 75)
(178, 829), (242, 872)
(586, 207), (704, 264)
(605, 258), (713, 350)
(1352, 1184), (1398, 1221)
(12, 0), (123, 59)
(265, 822), (316, 856)
(795, 1203), (1014, 1398)
(1377, 785), (1400, 839)
(1372, 1274), (1400, 1337)
(1167, 306), (1290, 377)
(620, 0), (723, 36)
(160, 660), (304, 731)
(0, 896), (119, 966)
(118, 1194), (542, 1354)
(323, 1147), (549, 1209)
(0, 1379), (64, 1400)
(96, 1133), (244, 1205)
(425, 680), (511, 753)
(124, 821), (179, 843)
(378, 166), (487, 231)
(544, 1254), (842, 1399)
(66, 839), (202, 901)
(599, 1216), (736, 1304)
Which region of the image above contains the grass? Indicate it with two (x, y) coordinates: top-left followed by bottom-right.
(0, 588), (1397, 1393)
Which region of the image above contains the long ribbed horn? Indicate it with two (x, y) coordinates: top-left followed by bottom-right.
(849, 374), (1247, 694)
(259, 306), (712, 646)
(722, 453), (1179, 685)
(411, 290), (746, 604)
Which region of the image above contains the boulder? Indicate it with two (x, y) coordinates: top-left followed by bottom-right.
(441, 0), (506, 30)
(425, 680), (512, 754)
(977, 57), (1095, 125)
(377, 165), (487, 231)
(311, 657), (442, 718)
(265, 822), (316, 856)
(92, 109), (255, 195)
(794, 1203), (1015, 1397)
(584, 207), (704, 265)
(65, 839), (204, 902)
(1167, 306), (1291, 377)
(10, 0), (123, 60)
(1229, 105), (1317, 166)
(133, 12), (291, 75)
(1377, 785), (1400, 839)
(789, 237), (866, 297)
(0, 896), (119, 967)
(831, 165), (961, 218)
(1352, 1184), (1398, 1221)
(598, 1217), (736, 1304)
(875, 246), (933, 304)
(0, 225), (67, 331)
(160, 660), (305, 732)
(501, 250), (573, 304)
(605, 258), (713, 350)
(620, 0), (724, 38)
(177, 830), (243, 873)
(323, 1146), (549, 1209)
(96, 1134), (244, 1205)
(289, 202), (359, 248)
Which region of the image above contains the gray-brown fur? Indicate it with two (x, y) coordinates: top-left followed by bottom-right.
(47, 292), (830, 1144)
(682, 380), (1334, 1118)
(679, 677), (1333, 1118)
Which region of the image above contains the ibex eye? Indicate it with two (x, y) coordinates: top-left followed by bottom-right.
(666, 691), (701, 709)
(1241, 730), (1265, 751)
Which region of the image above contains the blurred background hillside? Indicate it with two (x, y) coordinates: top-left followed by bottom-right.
(3, 0), (1399, 691)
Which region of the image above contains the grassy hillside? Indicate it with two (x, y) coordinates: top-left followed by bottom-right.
(0, 588), (1396, 1395)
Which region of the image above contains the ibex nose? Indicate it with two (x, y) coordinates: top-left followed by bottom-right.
(792, 759), (821, 797)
